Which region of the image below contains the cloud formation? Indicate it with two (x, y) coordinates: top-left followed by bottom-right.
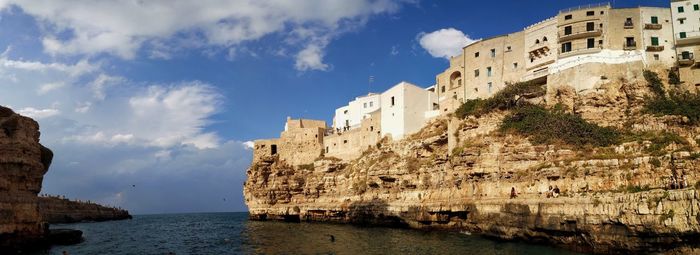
(1, 0), (408, 71)
(417, 28), (477, 59)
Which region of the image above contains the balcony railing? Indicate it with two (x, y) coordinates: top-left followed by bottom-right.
(559, 28), (603, 42)
(644, 23), (662, 30)
(559, 2), (610, 14)
(646, 45), (664, 51)
(624, 22), (634, 29)
(623, 41), (637, 50)
(678, 53), (695, 66)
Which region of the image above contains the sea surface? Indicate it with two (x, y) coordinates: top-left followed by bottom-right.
(32, 212), (584, 255)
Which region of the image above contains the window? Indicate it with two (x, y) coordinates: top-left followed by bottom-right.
(564, 26), (572, 35)
(391, 96), (395, 106)
(490, 49), (496, 57)
(506, 46), (511, 52)
(271, 145), (277, 155)
(695, 4), (699, 11)
(441, 86), (445, 93)
(535, 39), (540, 44)
(653, 54), (659, 60)
(587, 38), (595, 48)
(565, 14), (572, 20)
(475, 52), (479, 58)
(586, 22), (595, 31)
(625, 17), (633, 27)
(586, 11), (594, 16)
(651, 16), (658, 24)
(678, 6), (684, 13)
(561, 42), (572, 53)
(344, 110), (348, 114)
(513, 62), (518, 69)
(680, 32), (687, 39)
(600, 11), (604, 15)
(680, 18), (685, 24)
(345, 120), (349, 127)
(487, 82), (493, 94)
(682, 51), (692, 59)
(474, 69), (480, 77)
(543, 37), (548, 42)
(325, 147), (329, 153)
(651, 37), (659, 46)
(363, 102), (367, 108)
(486, 67), (492, 77)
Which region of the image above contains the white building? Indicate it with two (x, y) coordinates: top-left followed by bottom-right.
(332, 93), (381, 130)
(671, 0), (700, 85)
(380, 82), (438, 140)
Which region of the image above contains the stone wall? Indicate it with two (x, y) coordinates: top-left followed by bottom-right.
(38, 197), (131, 224)
(0, 106), (53, 251)
(324, 111), (381, 161)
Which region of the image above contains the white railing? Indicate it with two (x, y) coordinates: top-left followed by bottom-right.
(559, 2), (610, 14)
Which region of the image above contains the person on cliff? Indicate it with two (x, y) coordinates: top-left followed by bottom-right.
(510, 187), (517, 199)
(553, 186), (560, 198)
(547, 185), (553, 198)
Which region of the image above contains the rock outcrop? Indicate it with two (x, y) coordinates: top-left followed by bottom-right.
(38, 196), (132, 224)
(0, 106), (53, 250)
(244, 75), (700, 254)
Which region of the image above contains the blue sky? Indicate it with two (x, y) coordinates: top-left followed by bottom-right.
(0, 0), (668, 214)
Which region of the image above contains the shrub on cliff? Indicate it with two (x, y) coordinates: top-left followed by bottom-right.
(455, 81), (544, 118)
(644, 91), (700, 125)
(500, 104), (622, 148)
(643, 70), (665, 97)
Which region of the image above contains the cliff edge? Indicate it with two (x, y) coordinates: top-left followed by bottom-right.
(244, 70), (700, 254)
(38, 196), (132, 224)
(0, 106), (53, 250)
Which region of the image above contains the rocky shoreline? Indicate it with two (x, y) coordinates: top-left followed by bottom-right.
(244, 72), (700, 254)
(39, 196), (132, 224)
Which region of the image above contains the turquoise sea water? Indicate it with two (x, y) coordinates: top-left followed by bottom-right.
(32, 212), (583, 255)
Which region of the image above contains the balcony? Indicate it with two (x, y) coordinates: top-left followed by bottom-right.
(559, 28), (603, 42)
(678, 53), (695, 66)
(623, 41), (636, 50)
(624, 22), (634, 29)
(646, 45), (664, 51)
(644, 23), (662, 30)
(676, 31), (700, 46)
(559, 46), (603, 58)
(528, 44), (550, 55)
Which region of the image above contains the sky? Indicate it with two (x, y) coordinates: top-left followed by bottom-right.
(0, 0), (669, 214)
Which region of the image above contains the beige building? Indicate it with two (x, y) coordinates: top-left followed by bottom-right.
(435, 3), (680, 107)
(253, 118), (326, 166)
(671, 0), (700, 86)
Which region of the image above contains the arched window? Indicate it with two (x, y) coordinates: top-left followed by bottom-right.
(543, 37), (548, 42)
(535, 39), (540, 44)
(449, 71), (462, 88)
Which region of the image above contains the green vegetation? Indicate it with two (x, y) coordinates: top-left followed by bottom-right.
(455, 81), (544, 118)
(642, 70), (700, 125)
(500, 105), (622, 148)
(649, 157), (662, 167)
(668, 69), (681, 86)
(623, 131), (688, 155)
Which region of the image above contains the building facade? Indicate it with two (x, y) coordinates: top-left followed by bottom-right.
(671, 0), (700, 87)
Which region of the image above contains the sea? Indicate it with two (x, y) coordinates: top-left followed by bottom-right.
(31, 212), (584, 255)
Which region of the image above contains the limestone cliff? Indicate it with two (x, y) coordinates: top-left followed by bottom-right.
(0, 106), (53, 250)
(244, 71), (700, 254)
(38, 197), (131, 224)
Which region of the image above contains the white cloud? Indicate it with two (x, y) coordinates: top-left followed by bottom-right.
(37, 82), (64, 94)
(243, 141), (255, 150)
(2, 0), (409, 70)
(89, 74), (123, 100)
(390, 45), (399, 56)
(295, 43), (329, 71)
(16, 107), (60, 119)
(417, 28), (478, 59)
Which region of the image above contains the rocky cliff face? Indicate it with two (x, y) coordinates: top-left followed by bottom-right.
(244, 75), (700, 254)
(0, 106), (53, 250)
(38, 197), (131, 224)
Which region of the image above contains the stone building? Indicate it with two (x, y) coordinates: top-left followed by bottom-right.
(435, 4), (679, 105)
(671, 0), (700, 87)
(253, 117), (326, 166)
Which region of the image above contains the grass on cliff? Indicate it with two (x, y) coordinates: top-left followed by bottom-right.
(500, 104), (623, 148)
(643, 70), (700, 125)
(455, 81), (545, 118)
